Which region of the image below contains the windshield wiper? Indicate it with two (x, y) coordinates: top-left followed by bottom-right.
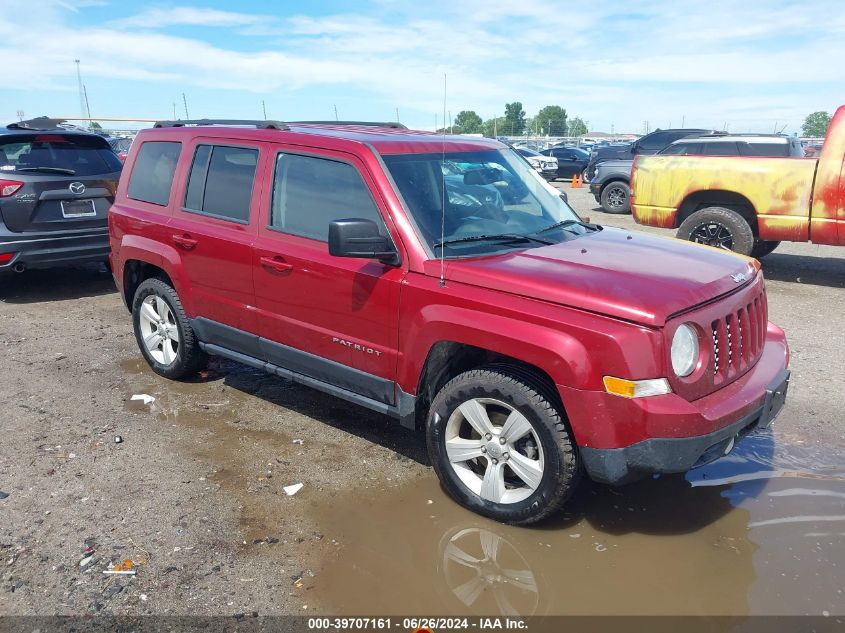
(531, 219), (597, 235)
(435, 233), (553, 249)
(15, 166), (76, 175)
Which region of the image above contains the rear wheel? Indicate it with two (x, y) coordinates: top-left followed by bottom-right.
(677, 206), (755, 256)
(427, 367), (580, 525)
(599, 181), (630, 214)
(750, 240), (780, 259)
(132, 278), (207, 379)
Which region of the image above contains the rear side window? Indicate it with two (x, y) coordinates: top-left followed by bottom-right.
(270, 153), (384, 241)
(127, 141), (181, 206)
(738, 142), (789, 157)
(700, 142), (740, 156)
(637, 132), (671, 151)
(183, 145), (258, 223)
(0, 134), (122, 176)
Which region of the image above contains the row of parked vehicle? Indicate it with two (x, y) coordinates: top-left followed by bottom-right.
(1, 115), (794, 526)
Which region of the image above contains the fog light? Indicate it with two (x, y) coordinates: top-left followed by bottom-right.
(603, 376), (671, 398)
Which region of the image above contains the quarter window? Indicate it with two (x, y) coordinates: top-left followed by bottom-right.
(183, 145), (258, 223)
(270, 153), (385, 241)
(127, 141), (181, 206)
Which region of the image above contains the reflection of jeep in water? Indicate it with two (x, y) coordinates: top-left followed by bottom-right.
(111, 120), (790, 525)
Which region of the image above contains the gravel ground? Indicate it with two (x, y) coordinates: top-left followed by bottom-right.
(1, 184), (843, 616)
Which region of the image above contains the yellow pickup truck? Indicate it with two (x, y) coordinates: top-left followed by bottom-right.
(631, 105), (845, 257)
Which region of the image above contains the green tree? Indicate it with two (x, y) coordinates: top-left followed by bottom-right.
(802, 111), (831, 137)
(504, 102), (526, 135)
(454, 110), (483, 134)
(88, 121), (102, 130)
(535, 105), (568, 136)
(568, 116), (588, 137)
(482, 117), (505, 137)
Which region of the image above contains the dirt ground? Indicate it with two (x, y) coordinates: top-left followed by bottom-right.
(1, 184), (844, 617)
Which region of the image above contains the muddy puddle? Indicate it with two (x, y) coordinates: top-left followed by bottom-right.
(118, 356), (845, 616)
(311, 434), (845, 616)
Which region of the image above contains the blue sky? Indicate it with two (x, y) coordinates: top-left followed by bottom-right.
(1, 0), (843, 133)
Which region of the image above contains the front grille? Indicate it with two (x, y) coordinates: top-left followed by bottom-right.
(710, 291), (767, 384)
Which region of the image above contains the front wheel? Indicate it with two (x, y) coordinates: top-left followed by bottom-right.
(677, 206), (754, 256)
(427, 367), (580, 525)
(600, 181), (630, 214)
(132, 278), (207, 379)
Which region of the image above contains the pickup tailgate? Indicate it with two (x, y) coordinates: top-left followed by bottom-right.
(632, 155), (817, 240)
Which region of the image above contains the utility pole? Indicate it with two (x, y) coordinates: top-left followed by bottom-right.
(16, 110), (24, 121)
(435, 113), (438, 132)
(333, 104), (339, 121)
(74, 59), (85, 120)
(262, 100), (267, 119)
(396, 107), (400, 123)
(182, 93), (189, 119)
(172, 102), (177, 120)
(449, 110), (452, 134)
(681, 115), (685, 128)
(83, 85), (92, 121)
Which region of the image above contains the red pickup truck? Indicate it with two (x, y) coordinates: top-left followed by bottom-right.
(109, 120), (790, 524)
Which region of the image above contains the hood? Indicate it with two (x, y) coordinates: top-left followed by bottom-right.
(439, 227), (758, 327)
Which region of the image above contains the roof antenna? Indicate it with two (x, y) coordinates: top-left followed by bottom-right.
(439, 73), (447, 288)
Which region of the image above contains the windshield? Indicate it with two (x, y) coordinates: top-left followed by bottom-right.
(383, 149), (589, 257)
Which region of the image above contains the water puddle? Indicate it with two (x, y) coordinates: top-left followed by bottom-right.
(310, 432), (845, 616)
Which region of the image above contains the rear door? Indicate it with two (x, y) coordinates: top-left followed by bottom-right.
(168, 139), (265, 339)
(252, 147), (404, 404)
(0, 133), (122, 232)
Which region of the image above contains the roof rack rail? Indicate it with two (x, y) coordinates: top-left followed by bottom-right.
(7, 116), (70, 131)
(290, 120), (408, 129)
(153, 119), (289, 130)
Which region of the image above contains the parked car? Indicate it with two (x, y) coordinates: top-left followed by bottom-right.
(586, 128), (712, 179)
(108, 136), (133, 162)
(540, 146), (590, 179)
(0, 117), (122, 273)
(110, 119), (790, 525)
(515, 147), (558, 180)
(658, 134), (804, 157)
(589, 160), (633, 214)
(802, 143), (823, 158)
(590, 135), (803, 216)
(632, 105), (845, 257)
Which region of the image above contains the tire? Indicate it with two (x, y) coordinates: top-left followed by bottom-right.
(599, 181), (630, 214)
(750, 240), (780, 259)
(426, 367), (580, 525)
(132, 278), (207, 379)
(677, 206), (755, 256)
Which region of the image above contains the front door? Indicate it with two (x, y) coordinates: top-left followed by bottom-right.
(252, 148), (405, 405)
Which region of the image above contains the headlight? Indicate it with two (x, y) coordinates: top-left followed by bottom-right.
(671, 323), (699, 377)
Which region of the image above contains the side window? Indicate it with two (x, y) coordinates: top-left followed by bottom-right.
(183, 145), (258, 223)
(127, 141), (181, 206)
(270, 153), (385, 241)
(738, 142), (789, 157)
(702, 142), (739, 156)
(660, 142), (702, 155)
(637, 132), (669, 151)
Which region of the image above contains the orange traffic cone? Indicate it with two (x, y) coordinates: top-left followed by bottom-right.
(571, 174), (578, 188)
(577, 174), (584, 188)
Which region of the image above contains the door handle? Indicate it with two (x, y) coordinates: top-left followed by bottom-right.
(260, 256), (293, 273)
(172, 234), (198, 250)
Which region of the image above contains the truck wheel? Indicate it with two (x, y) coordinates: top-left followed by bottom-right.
(600, 181), (630, 214)
(677, 207), (755, 256)
(426, 367), (580, 525)
(132, 278), (207, 379)
(750, 240), (780, 259)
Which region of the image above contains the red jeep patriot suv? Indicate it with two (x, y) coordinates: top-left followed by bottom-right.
(110, 119), (790, 525)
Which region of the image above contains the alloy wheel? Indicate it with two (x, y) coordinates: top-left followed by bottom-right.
(444, 398), (545, 504)
(138, 295), (180, 365)
(690, 222), (734, 249)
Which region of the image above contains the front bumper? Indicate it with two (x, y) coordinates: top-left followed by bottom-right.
(589, 182), (601, 201)
(560, 325), (790, 484)
(0, 226), (109, 271)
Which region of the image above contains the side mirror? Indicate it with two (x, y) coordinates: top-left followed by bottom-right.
(328, 219), (398, 265)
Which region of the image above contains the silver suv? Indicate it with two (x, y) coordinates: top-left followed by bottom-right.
(658, 134), (805, 157)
